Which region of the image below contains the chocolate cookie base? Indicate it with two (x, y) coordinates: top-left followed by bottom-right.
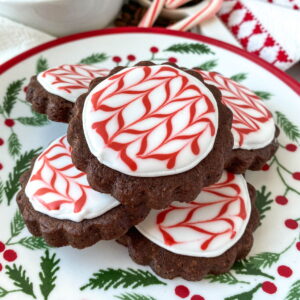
(68, 61), (234, 209)
(117, 183), (259, 281)
(17, 162), (150, 249)
(226, 127), (279, 173)
(26, 76), (74, 123)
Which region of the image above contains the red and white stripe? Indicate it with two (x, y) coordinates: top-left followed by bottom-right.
(139, 0), (166, 28)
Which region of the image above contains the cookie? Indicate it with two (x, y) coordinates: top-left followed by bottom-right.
(118, 171), (259, 281)
(26, 64), (110, 123)
(68, 61), (233, 209)
(194, 69), (279, 173)
(17, 135), (150, 249)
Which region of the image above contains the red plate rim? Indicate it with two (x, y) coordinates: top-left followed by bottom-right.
(0, 27), (299, 95)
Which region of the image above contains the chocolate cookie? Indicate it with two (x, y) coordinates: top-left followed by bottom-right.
(118, 172), (259, 281)
(17, 135), (150, 249)
(194, 69), (279, 173)
(68, 61), (233, 209)
(26, 64), (109, 123)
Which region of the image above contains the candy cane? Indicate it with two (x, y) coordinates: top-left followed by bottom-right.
(165, 0), (192, 9)
(138, 0), (166, 28)
(168, 0), (224, 31)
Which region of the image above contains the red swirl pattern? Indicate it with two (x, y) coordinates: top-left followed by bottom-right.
(196, 69), (272, 147)
(29, 136), (90, 212)
(41, 64), (109, 94)
(156, 172), (247, 250)
(89, 65), (217, 172)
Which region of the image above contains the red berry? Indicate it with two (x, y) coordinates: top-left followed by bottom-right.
(275, 195), (288, 205)
(168, 57), (177, 63)
(0, 242), (5, 252)
(285, 219), (298, 230)
(23, 86), (28, 93)
(0, 163), (3, 170)
(4, 119), (15, 127)
(3, 249), (17, 262)
(286, 144), (297, 152)
(0, 138), (4, 146)
(292, 172), (300, 180)
(262, 164), (270, 171)
(112, 56), (121, 63)
(150, 46), (159, 53)
(262, 281), (277, 294)
(175, 285), (190, 298)
(127, 54), (136, 61)
(0, 263), (2, 272)
(296, 242), (300, 251)
(191, 296), (205, 300)
(277, 265), (293, 277)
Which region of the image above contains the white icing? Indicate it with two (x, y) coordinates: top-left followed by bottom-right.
(25, 135), (119, 222)
(37, 64), (110, 103)
(83, 65), (219, 177)
(136, 171), (251, 257)
(197, 70), (276, 150)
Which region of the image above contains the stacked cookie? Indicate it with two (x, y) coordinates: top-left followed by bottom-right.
(18, 61), (278, 281)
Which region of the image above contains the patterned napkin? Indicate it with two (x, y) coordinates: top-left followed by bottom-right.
(219, 0), (300, 70)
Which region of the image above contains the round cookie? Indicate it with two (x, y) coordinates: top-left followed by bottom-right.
(68, 61), (233, 209)
(26, 64), (110, 123)
(118, 171), (259, 281)
(194, 69), (279, 173)
(17, 135), (150, 249)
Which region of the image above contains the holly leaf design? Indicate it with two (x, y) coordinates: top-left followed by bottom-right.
(0, 180), (4, 204)
(3, 79), (25, 116)
(0, 287), (9, 297)
(5, 264), (36, 298)
(8, 132), (21, 157)
(39, 250), (60, 300)
(285, 280), (300, 300)
(10, 210), (25, 238)
(18, 236), (49, 250)
(115, 293), (156, 300)
(80, 268), (166, 291)
(196, 59), (218, 71)
(276, 111), (300, 143)
(17, 111), (49, 126)
(79, 53), (109, 64)
(205, 272), (249, 285)
(254, 91), (272, 100)
(164, 43), (214, 55)
(256, 186), (273, 225)
(4, 147), (41, 205)
(36, 57), (49, 74)
(225, 283), (262, 300)
(230, 73), (247, 82)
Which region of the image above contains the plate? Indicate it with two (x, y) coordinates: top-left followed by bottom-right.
(0, 27), (300, 300)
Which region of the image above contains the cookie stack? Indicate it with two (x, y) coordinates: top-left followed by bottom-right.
(18, 61), (279, 281)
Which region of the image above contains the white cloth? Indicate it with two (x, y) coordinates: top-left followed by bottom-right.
(0, 16), (53, 65)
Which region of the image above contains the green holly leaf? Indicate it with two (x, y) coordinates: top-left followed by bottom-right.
(0, 180), (4, 204)
(17, 112), (49, 126)
(36, 57), (49, 74)
(256, 186), (273, 225)
(80, 268), (166, 291)
(5, 264), (36, 298)
(254, 91), (272, 100)
(4, 147), (41, 205)
(196, 59), (218, 71)
(285, 280), (300, 300)
(18, 236), (49, 250)
(230, 73), (247, 83)
(115, 293), (156, 300)
(225, 283), (262, 300)
(39, 250), (60, 300)
(276, 111), (300, 143)
(8, 132), (21, 157)
(164, 43), (214, 55)
(205, 272), (249, 285)
(79, 53), (109, 64)
(10, 210), (25, 238)
(3, 79), (25, 116)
